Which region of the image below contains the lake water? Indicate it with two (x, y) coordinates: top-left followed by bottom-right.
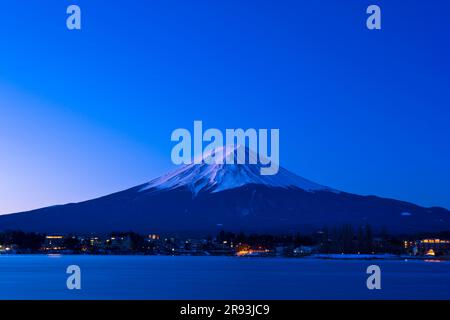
(0, 255), (449, 300)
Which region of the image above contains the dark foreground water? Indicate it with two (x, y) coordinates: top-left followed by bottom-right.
(0, 255), (449, 300)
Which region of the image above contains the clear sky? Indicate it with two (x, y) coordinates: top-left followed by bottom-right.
(0, 0), (449, 214)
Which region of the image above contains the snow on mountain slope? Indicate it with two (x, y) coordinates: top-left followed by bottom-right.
(140, 145), (334, 195)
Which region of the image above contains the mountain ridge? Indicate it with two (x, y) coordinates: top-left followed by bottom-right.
(0, 146), (449, 235)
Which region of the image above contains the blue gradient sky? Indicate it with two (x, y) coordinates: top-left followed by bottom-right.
(0, 0), (449, 214)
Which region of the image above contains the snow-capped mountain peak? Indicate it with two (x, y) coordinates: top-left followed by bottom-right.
(140, 145), (333, 195)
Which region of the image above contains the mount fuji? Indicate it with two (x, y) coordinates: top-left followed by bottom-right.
(140, 145), (333, 195)
(0, 145), (449, 235)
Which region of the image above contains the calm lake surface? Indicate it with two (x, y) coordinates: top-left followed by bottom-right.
(0, 255), (449, 300)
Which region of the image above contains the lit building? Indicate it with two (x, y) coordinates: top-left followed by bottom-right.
(405, 239), (450, 256)
(106, 235), (133, 252)
(0, 244), (17, 254)
(148, 234), (160, 241)
(43, 235), (65, 251)
(236, 245), (271, 257)
(293, 246), (314, 256)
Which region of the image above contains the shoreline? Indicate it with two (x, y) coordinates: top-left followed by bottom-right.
(1, 253), (448, 261)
